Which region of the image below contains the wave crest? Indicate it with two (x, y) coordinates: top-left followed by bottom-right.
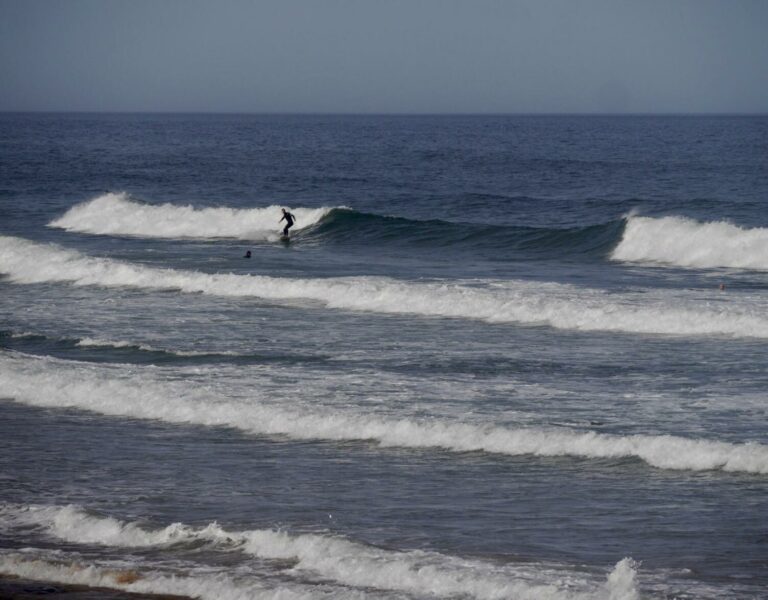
(49, 193), (335, 240)
(612, 215), (768, 269)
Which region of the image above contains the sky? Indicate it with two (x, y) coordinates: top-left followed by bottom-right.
(1, 0), (766, 114)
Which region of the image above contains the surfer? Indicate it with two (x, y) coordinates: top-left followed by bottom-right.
(279, 208), (296, 237)
(243, 250), (251, 258)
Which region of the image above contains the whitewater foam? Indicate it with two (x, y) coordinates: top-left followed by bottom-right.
(49, 193), (335, 240)
(2, 352), (767, 474)
(0, 552), (342, 600)
(76, 337), (236, 357)
(0, 503), (639, 600)
(3, 235), (768, 338)
(77, 337), (155, 351)
(612, 215), (768, 269)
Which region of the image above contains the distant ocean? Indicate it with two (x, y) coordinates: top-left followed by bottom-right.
(1, 113), (767, 599)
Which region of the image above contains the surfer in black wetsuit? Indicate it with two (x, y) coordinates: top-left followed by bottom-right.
(279, 208), (296, 237)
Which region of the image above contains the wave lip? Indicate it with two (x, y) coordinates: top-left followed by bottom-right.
(4, 234), (768, 339)
(612, 215), (768, 269)
(0, 503), (640, 600)
(3, 352), (768, 475)
(49, 193), (335, 240)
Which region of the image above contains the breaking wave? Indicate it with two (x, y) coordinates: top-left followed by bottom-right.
(2, 352), (767, 474)
(49, 193), (335, 240)
(3, 234), (768, 338)
(49, 193), (626, 257)
(47, 198), (768, 270)
(612, 215), (768, 269)
(0, 552), (336, 600)
(0, 503), (640, 600)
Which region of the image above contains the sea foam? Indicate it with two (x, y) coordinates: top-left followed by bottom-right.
(0, 552), (326, 600)
(2, 352), (767, 474)
(3, 235), (768, 338)
(0, 503), (639, 600)
(49, 193), (334, 240)
(612, 215), (768, 269)
(76, 337), (235, 357)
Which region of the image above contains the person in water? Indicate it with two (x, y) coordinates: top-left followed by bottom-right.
(243, 250), (251, 258)
(279, 208), (296, 237)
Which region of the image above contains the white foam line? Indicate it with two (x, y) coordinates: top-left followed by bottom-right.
(612, 215), (768, 270)
(77, 337), (146, 349)
(2, 353), (767, 474)
(76, 337), (236, 357)
(3, 235), (768, 338)
(0, 504), (640, 600)
(0, 552), (347, 600)
(49, 192), (336, 240)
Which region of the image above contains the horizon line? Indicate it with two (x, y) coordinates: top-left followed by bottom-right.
(1, 110), (767, 118)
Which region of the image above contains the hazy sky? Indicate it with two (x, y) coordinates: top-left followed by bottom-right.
(1, 0), (766, 113)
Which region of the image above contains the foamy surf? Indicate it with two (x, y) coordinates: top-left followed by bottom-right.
(3, 235), (768, 338)
(0, 552), (348, 600)
(612, 215), (768, 269)
(76, 337), (238, 357)
(2, 352), (767, 474)
(77, 337), (158, 351)
(49, 193), (335, 240)
(0, 503), (640, 600)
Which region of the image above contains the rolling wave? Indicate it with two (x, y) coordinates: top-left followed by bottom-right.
(612, 215), (768, 269)
(3, 352), (767, 474)
(0, 502), (640, 600)
(49, 192), (625, 257)
(49, 193), (335, 240)
(0, 330), (327, 367)
(0, 330), (198, 357)
(2, 235), (768, 337)
(306, 208), (624, 257)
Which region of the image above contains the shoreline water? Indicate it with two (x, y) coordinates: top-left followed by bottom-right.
(0, 574), (190, 600)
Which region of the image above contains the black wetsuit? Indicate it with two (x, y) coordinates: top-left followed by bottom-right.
(280, 212), (295, 236)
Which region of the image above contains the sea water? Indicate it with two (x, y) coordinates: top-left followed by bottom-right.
(1, 113), (767, 599)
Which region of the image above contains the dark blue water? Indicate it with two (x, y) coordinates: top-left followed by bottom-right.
(1, 114), (768, 599)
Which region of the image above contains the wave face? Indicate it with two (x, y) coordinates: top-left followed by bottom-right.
(49, 193), (334, 240)
(3, 234), (768, 338)
(3, 352), (768, 474)
(0, 503), (639, 600)
(612, 215), (768, 269)
(307, 208), (624, 257)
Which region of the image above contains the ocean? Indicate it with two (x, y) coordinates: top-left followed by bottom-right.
(1, 113), (767, 599)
